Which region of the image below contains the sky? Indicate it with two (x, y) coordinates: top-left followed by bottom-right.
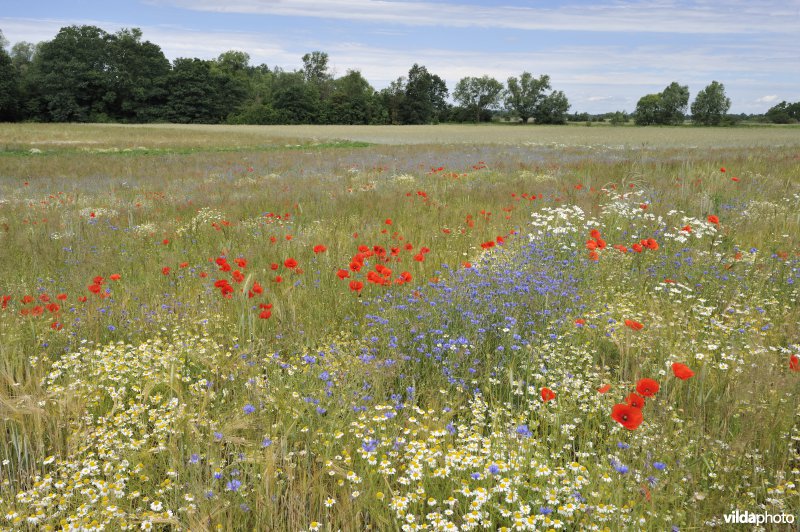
(1, 0), (798, 114)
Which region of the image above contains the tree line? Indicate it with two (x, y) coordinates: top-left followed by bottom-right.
(0, 25), (569, 125)
(0, 26), (796, 125)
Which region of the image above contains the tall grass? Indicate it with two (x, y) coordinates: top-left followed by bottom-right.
(0, 124), (798, 530)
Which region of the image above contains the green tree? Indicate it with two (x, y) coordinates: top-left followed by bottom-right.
(453, 75), (503, 123)
(164, 58), (226, 123)
(533, 90), (570, 124)
(765, 101), (800, 124)
(504, 72), (552, 123)
(212, 50), (251, 120)
(378, 77), (406, 124)
(29, 25), (113, 121)
(659, 82), (690, 125)
(691, 81), (731, 126)
(634, 82), (689, 126)
(106, 28), (170, 122)
(271, 70), (320, 124)
(326, 70), (375, 124)
(634, 93), (662, 125)
(400, 64), (448, 124)
(0, 31), (19, 121)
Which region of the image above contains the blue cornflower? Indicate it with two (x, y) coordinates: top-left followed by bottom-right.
(653, 461), (666, 471)
(614, 464), (629, 474)
(515, 424), (532, 438)
(488, 464), (500, 475)
(261, 437), (273, 448)
(243, 404), (256, 414)
(225, 479), (242, 492)
(189, 453), (200, 464)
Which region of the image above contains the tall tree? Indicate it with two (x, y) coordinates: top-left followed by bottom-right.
(634, 93), (662, 125)
(164, 58), (225, 123)
(659, 82), (690, 125)
(378, 77), (406, 124)
(0, 31), (18, 121)
(400, 64), (448, 124)
(691, 81), (731, 126)
(453, 75), (503, 123)
(534, 90), (570, 124)
(106, 28), (170, 122)
(326, 69), (375, 124)
(504, 72), (551, 123)
(29, 25), (113, 122)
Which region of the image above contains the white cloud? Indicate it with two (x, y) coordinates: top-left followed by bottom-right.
(149, 0), (800, 35)
(756, 95), (779, 103)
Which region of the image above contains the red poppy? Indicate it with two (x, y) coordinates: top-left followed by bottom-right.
(586, 240), (598, 251)
(413, 253), (424, 262)
(624, 319), (644, 331)
(707, 215), (720, 225)
(50, 321), (63, 331)
(462, 262), (472, 268)
(719, 167), (726, 172)
(611, 403), (643, 430)
(588, 251), (599, 261)
(636, 378), (660, 397)
(21, 295), (34, 304)
(731, 176), (739, 182)
(313, 244), (327, 254)
(162, 239), (170, 245)
(596, 238), (607, 249)
(590, 229), (601, 240)
(56, 293), (67, 300)
(39, 294), (50, 302)
(399, 271), (412, 283)
(88, 284), (102, 294)
(252, 281), (264, 294)
(46, 303), (60, 314)
(162, 267), (171, 276)
(284, 258), (298, 269)
(625, 393), (646, 409)
(681, 225), (692, 233)
(631, 243), (643, 253)
(645, 238), (659, 250)
(259, 309), (272, 319)
(109, 274), (121, 281)
(671, 362), (695, 380)
(93, 276), (104, 285)
(385, 218), (392, 225)
(270, 263), (279, 271)
(541, 387), (556, 402)
(232, 270), (245, 283)
(285, 235), (293, 241)
(789, 354), (800, 372)
(235, 258), (247, 268)
(274, 275), (283, 283)
(597, 384), (611, 394)
(349, 280), (364, 293)
(336, 269), (350, 280)
(78, 296), (87, 303)
(575, 318), (586, 326)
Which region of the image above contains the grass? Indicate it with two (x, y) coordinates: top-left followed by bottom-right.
(0, 123), (798, 530)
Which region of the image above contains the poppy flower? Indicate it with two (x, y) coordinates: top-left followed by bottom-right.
(631, 243), (643, 253)
(162, 239), (170, 245)
(625, 393), (646, 409)
(252, 281), (264, 295)
(21, 295), (34, 304)
(109, 274), (121, 281)
(575, 318), (586, 326)
(349, 280), (364, 293)
(636, 378), (660, 397)
(270, 263), (279, 271)
(586, 240), (598, 251)
(232, 270), (245, 283)
(707, 215), (720, 225)
(235, 258), (247, 268)
(46, 303), (60, 314)
(590, 229), (602, 240)
(624, 319), (644, 331)
(681, 225), (692, 233)
(789, 354), (800, 372)
(88, 284), (102, 294)
(274, 276), (283, 283)
(93, 276), (104, 285)
(284, 258), (298, 269)
(313, 245), (327, 254)
(336, 269), (350, 280)
(162, 267), (171, 276)
(597, 384), (611, 394)
(462, 262), (472, 268)
(611, 403), (643, 430)
(50, 321), (63, 331)
(259, 309), (272, 319)
(541, 387), (556, 402)
(413, 253), (424, 262)
(719, 167), (726, 173)
(78, 296), (87, 303)
(671, 362), (695, 380)
(56, 293), (67, 301)
(385, 219), (392, 225)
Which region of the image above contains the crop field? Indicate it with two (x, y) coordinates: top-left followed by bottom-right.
(0, 123), (799, 530)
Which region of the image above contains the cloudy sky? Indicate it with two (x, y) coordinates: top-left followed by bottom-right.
(2, 0), (798, 114)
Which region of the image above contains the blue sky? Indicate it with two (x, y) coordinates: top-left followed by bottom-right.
(2, 0), (798, 114)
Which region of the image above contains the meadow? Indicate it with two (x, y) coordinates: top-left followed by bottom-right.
(0, 123), (798, 531)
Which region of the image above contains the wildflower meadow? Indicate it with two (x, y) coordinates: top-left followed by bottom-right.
(0, 123), (798, 530)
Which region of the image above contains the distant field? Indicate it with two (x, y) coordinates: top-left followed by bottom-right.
(2, 122), (800, 152)
(0, 123), (798, 531)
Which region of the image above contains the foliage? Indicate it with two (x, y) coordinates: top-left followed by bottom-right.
(634, 82), (690, 126)
(453, 75), (503, 123)
(691, 81), (731, 126)
(765, 100), (800, 124)
(504, 72), (551, 123)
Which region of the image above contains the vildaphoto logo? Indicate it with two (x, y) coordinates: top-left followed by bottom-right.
(723, 510), (795, 525)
